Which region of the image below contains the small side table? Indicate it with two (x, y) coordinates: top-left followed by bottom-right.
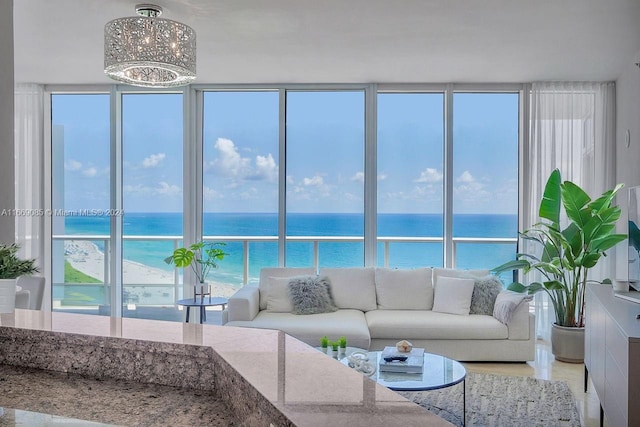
(176, 297), (228, 324)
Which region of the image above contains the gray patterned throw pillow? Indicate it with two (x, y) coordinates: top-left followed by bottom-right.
(288, 275), (338, 315)
(469, 275), (503, 315)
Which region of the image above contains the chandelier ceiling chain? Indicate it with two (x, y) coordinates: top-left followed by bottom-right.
(104, 3), (196, 88)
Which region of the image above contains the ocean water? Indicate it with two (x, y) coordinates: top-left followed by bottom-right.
(62, 213), (517, 287)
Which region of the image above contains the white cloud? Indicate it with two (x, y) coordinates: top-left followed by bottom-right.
(124, 182), (181, 197)
(351, 172), (365, 183)
(142, 153), (165, 168)
(252, 153), (278, 181)
(212, 138), (251, 177)
(82, 167), (97, 177)
(378, 173), (388, 181)
(123, 184), (152, 196)
(415, 168), (443, 183)
(303, 175), (324, 187)
(65, 159), (82, 171)
(208, 137), (279, 185)
(457, 170), (475, 183)
(454, 170), (491, 202)
(203, 186), (221, 201)
(156, 182), (181, 196)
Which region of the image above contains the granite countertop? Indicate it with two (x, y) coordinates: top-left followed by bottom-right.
(0, 310), (451, 427)
(0, 364), (236, 427)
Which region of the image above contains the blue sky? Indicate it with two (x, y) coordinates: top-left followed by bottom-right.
(52, 91), (518, 215)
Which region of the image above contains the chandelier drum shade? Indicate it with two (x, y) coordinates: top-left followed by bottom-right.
(104, 4), (196, 88)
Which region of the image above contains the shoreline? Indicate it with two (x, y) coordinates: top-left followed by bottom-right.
(64, 240), (240, 301)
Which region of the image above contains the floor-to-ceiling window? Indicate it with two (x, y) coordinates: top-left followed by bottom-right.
(285, 91), (366, 268)
(122, 93), (183, 317)
(48, 84), (521, 319)
(377, 92), (445, 267)
(452, 93), (519, 273)
(203, 91), (279, 287)
(51, 94), (111, 312)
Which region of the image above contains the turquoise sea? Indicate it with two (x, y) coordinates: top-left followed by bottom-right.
(62, 213), (517, 287)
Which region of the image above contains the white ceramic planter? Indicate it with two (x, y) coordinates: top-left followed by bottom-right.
(0, 278), (16, 313)
(551, 323), (585, 363)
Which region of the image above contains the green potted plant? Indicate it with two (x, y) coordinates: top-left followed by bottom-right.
(0, 243), (38, 313)
(494, 169), (625, 363)
(338, 336), (347, 349)
(320, 335), (329, 350)
(328, 340), (339, 357)
(338, 336), (348, 356)
(165, 240), (227, 285)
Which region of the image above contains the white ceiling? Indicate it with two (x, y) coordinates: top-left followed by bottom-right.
(13, 0), (640, 85)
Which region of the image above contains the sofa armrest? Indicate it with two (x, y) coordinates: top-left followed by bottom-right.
(506, 302), (532, 340)
(226, 286), (260, 322)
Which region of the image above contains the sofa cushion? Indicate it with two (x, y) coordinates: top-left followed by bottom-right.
(432, 276), (475, 315)
(375, 268), (433, 310)
(288, 275), (337, 315)
(365, 309), (508, 340)
(470, 275), (503, 315)
(259, 267), (316, 310)
(320, 267), (377, 312)
(265, 276), (294, 313)
(226, 309), (371, 350)
(433, 268), (490, 290)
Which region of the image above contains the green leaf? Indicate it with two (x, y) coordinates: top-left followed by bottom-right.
(588, 184), (624, 213)
(561, 223), (583, 258)
(526, 282), (545, 294)
(579, 253), (601, 268)
(169, 247), (194, 268)
(561, 181), (591, 227)
(539, 169), (562, 224)
(543, 280), (564, 291)
(492, 259), (530, 274)
(507, 282), (527, 292)
(590, 234), (627, 253)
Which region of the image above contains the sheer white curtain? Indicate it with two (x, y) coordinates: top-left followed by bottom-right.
(14, 83), (45, 268)
(527, 81), (616, 340)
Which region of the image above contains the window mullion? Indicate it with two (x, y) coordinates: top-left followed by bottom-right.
(364, 84), (377, 267)
(110, 86), (123, 318)
(443, 84), (454, 268)
(278, 88), (287, 267)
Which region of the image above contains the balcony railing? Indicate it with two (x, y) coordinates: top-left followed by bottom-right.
(52, 234), (517, 307)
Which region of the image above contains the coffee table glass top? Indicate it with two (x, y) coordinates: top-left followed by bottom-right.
(350, 351), (466, 391)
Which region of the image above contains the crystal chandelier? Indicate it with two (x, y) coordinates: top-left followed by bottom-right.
(104, 4), (196, 87)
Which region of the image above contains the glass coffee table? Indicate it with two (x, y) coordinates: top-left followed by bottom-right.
(354, 351), (467, 426)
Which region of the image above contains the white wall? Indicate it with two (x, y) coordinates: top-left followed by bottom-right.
(0, 0), (15, 244)
(615, 48), (640, 279)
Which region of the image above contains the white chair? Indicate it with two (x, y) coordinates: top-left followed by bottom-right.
(15, 276), (45, 310)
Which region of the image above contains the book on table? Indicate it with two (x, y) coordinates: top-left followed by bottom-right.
(379, 346), (424, 373)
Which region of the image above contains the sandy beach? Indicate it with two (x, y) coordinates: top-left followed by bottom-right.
(64, 240), (240, 302)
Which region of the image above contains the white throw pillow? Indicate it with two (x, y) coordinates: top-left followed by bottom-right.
(265, 276), (294, 313)
(431, 276), (475, 316)
(375, 268), (433, 310)
(259, 267), (316, 310)
(320, 267), (377, 311)
(493, 290), (533, 324)
(432, 268), (490, 310)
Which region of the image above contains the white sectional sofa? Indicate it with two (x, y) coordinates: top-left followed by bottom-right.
(222, 267), (535, 362)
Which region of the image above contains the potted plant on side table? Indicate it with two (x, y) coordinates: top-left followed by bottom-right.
(493, 169), (626, 363)
(165, 241), (228, 292)
(0, 243), (38, 313)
